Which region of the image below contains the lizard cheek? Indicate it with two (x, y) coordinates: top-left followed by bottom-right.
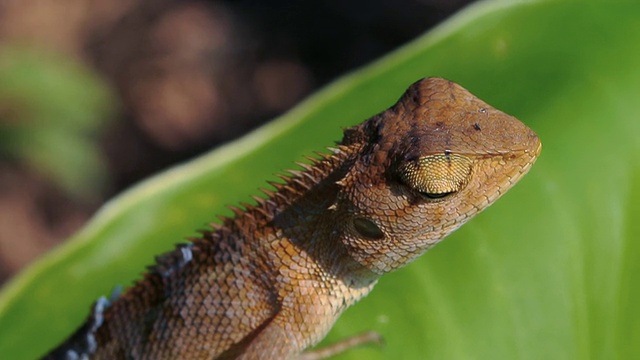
(398, 153), (472, 199)
(352, 217), (385, 240)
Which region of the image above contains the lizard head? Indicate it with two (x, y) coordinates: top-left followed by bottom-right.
(336, 77), (541, 274)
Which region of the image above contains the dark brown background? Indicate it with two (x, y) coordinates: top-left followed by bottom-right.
(0, 0), (475, 283)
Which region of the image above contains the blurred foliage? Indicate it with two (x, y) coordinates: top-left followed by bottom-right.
(0, 45), (114, 197)
(2, 0), (640, 359)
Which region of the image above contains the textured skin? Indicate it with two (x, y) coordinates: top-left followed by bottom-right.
(43, 78), (541, 360)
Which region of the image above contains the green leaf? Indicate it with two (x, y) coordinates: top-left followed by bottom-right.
(2, 1), (640, 359)
(0, 46), (114, 196)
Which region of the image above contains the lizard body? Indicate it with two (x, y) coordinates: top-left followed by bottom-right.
(43, 78), (541, 359)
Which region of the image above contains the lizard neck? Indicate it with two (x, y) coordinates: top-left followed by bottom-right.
(228, 144), (379, 287)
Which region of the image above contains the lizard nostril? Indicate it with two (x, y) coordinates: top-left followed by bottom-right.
(353, 218), (385, 240)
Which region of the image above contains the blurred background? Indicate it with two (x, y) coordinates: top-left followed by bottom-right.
(0, 0), (476, 283)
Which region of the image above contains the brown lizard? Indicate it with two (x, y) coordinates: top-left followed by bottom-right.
(42, 77), (541, 359)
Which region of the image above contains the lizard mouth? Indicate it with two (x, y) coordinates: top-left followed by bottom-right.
(463, 131), (542, 162)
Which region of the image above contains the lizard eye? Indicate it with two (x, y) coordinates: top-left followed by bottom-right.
(420, 190), (455, 199)
(353, 217), (384, 240)
(398, 153), (472, 200)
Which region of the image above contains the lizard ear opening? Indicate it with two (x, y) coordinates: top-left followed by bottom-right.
(353, 217), (385, 240)
(398, 153), (473, 199)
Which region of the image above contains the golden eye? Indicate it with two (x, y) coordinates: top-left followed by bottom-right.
(421, 191), (455, 199)
(399, 153), (472, 199)
(353, 217), (384, 240)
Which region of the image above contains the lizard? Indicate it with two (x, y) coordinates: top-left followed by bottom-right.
(42, 77), (541, 360)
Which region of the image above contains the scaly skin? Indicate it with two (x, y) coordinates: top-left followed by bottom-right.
(43, 78), (541, 359)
